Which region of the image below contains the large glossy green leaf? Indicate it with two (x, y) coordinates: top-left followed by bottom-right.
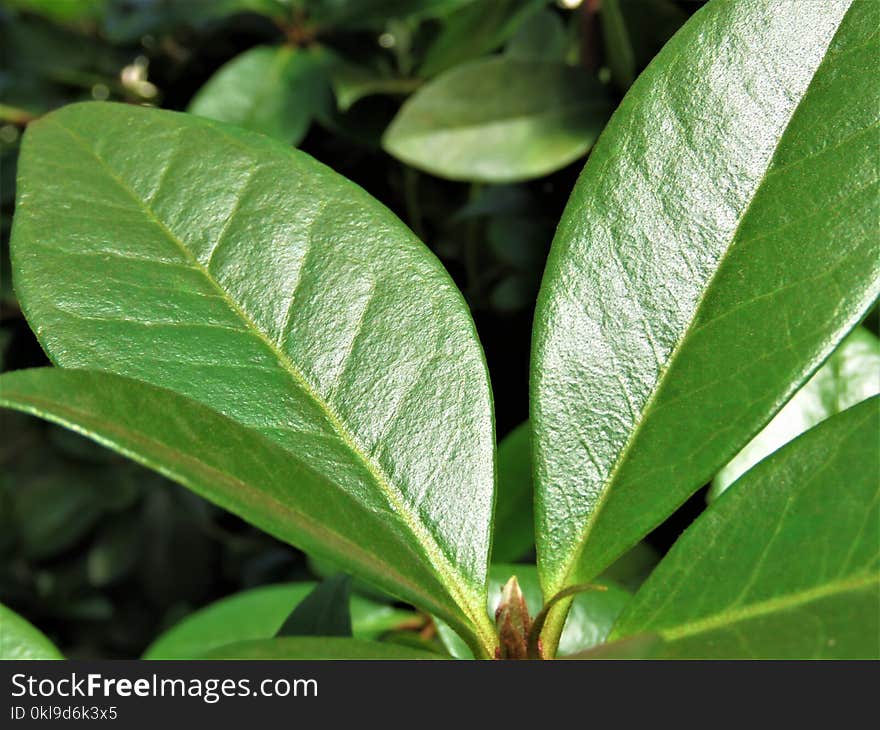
(611, 398), (880, 659)
(187, 46), (327, 145)
(0, 603), (63, 659)
(204, 637), (446, 659)
(11, 101), (497, 655)
(436, 564), (631, 659)
(712, 327), (880, 499)
(143, 582), (415, 659)
(531, 0), (879, 651)
(383, 57), (612, 182)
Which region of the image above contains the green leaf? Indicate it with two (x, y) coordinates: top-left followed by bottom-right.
(11, 101), (497, 656)
(436, 564), (631, 659)
(383, 57), (612, 182)
(11, 454), (107, 561)
(600, 0), (687, 90)
(611, 398), (880, 659)
(277, 575), (353, 637)
(506, 7), (567, 61)
(307, 0), (471, 30)
(531, 0), (879, 652)
(5, 0), (108, 23)
(0, 369), (494, 656)
(203, 636), (447, 659)
(712, 327), (880, 499)
(143, 582), (415, 659)
(325, 54), (420, 112)
(0, 603), (63, 659)
(492, 422), (535, 563)
(419, 0), (546, 78)
(187, 46), (328, 145)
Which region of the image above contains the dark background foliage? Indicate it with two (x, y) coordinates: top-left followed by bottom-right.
(9, 0), (844, 658)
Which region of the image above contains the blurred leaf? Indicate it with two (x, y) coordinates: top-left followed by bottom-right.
(600, 0), (687, 90)
(419, 0), (546, 77)
(101, 0), (288, 42)
(506, 7), (566, 61)
(326, 55), (419, 112)
(437, 564), (631, 659)
(86, 517), (141, 587)
(492, 422), (534, 563)
(611, 399), (880, 659)
(487, 216), (551, 269)
(711, 327), (880, 500)
(5, 0), (108, 23)
(307, 0), (472, 29)
(12, 462), (106, 561)
(489, 274), (536, 313)
(143, 583), (416, 659)
(384, 57), (611, 182)
(0, 602), (62, 659)
(188, 45), (329, 144)
(452, 184), (536, 222)
(277, 574), (352, 637)
(0, 328), (11, 370)
(203, 636), (446, 659)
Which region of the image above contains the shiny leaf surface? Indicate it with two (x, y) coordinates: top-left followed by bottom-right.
(11, 101), (497, 655)
(0, 369), (493, 656)
(383, 57), (612, 182)
(611, 398), (880, 659)
(532, 0), (879, 650)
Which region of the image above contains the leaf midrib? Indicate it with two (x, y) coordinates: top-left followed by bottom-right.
(39, 116), (493, 647)
(551, 12), (851, 593)
(658, 571), (879, 642)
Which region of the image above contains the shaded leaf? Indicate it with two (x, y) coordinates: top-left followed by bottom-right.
(277, 574), (352, 637)
(203, 636), (446, 659)
(506, 7), (567, 61)
(419, 0), (546, 77)
(143, 582), (415, 659)
(600, 0), (687, 90)
(492, 422), (535, 563)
